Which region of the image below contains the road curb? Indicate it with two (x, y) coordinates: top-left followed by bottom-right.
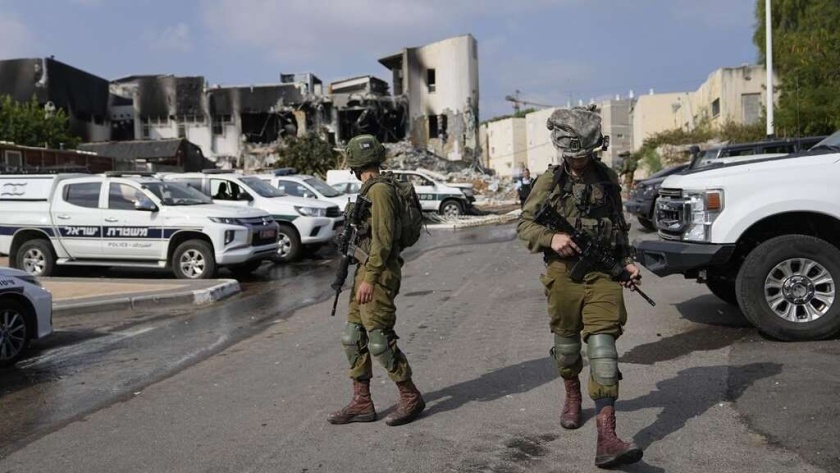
(53, 279), (242, 316)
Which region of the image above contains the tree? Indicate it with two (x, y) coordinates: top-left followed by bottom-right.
(0, 95), (81, 148)
(274, 132), (338, 178)
(753, 0), (840, 136)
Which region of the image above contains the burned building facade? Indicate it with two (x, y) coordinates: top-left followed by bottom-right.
(379, 34), (480, 162)
(328, 75), (407, 145)
(0, 57), (111, 142)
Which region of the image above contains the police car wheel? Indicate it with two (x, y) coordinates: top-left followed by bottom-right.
(273, 225), (301, 263)
(16, 239), (56, 277)
(0, 299), (30, 368)
(440, 200), (463, 217)
(172, 240), (217, 279)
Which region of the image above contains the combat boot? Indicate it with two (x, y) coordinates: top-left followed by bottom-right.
(595, 406), (642, 468)
(560, 377), (582, 429)
(327, 378), (376, 424)
(385, 379), (426, 426)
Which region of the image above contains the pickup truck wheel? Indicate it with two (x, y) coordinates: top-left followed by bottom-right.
(172, 240), (217, 279)
(637, 217), (656, 231)
(736, 235), (840, 341)
(16, 240), (56, 277)
(706, 276), (738, 306)
(272, 225), (301, 263)
(0, 299), (30, 367)
(440, 200), (463, 217)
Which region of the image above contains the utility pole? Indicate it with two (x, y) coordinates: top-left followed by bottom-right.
(765, 0), (775, 138)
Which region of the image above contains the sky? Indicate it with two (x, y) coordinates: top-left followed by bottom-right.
(0, 0), (760, 119)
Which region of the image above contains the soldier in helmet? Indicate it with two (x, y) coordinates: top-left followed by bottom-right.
(517, 108), (643, 468)
(327, 134), (426, 427)
(618, 152), (639, 193)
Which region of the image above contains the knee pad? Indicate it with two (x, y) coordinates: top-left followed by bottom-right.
(587, 334), (619, 386)
(550, 334), (581, 369)
(368, 328), (398, 372)
(340, 323), (367, 368)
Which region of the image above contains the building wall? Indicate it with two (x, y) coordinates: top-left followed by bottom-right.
(526, 107), (559, 173)
(598, 99), (634, 168)
(690, 65), (771, 128)
(487, 117), (527, 178)
(631, 92), (688, 151)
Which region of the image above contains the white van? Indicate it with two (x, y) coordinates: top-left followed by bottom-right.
(162, 171), (343, 262)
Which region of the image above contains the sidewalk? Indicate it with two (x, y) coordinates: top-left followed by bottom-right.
(43, 277), (241, 316)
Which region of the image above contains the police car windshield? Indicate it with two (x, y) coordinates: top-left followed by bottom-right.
(240, 177), (285, 198)
(305, 177), (341, 197)
(142, 182), (212, 206)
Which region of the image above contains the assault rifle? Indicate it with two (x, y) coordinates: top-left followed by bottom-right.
(330, 196), (372, 316)
(534, 200), (656, 307)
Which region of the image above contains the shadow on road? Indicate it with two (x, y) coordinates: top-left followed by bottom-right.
(620, 363), (782, 450)
(621, 325), (750, 365)
(675, 294), (751, 328)
(422, 357), (555, 416)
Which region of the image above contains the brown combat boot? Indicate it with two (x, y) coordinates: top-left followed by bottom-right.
(327, 378), (376, 424)
(595, 406), (643, 468)
(384, 379), (426, 426)
(560, 377), (582, 429)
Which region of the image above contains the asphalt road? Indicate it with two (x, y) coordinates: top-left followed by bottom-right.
(0, 222), (838, 472)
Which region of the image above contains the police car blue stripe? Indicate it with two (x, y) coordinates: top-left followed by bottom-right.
(0, 225), (56, 237)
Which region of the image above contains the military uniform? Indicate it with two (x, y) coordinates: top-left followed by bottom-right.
(328, 134), (425, 428)
(619, 156), (638, 192)
(517, 107), (643, 469)
(344, 176), (412, 383)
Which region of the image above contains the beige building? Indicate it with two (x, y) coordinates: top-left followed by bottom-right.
(632, 65), (777, 151)
(525, 107), (558, 174)
(485, 117), (527, 178)
(379, 34), (480, 161)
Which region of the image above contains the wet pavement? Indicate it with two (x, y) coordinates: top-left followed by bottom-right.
(0, 222), (837, 472)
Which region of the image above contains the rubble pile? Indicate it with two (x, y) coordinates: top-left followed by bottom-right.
(384, 142), (471, 174)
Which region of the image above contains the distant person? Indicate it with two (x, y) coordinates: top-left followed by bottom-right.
(515, 168), (533, 208)
(618, 153), (638, 192)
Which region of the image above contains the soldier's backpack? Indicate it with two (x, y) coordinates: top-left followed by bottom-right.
(364, 174), (425, 249)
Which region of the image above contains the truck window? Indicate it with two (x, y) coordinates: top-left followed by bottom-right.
(210, 179), (249, 201)
(761, 144), (794, 154)
(722, 148), (755, 157)
(277, 180), (309, 198)
(63, 183), (101, 208)
(169, 177), (203, 192)
(108, 183), (145, 210)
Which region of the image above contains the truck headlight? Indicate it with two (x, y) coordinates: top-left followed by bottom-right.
(209, 217), (242, 225)
(295, 206), (326, 217)
(683, 190), (724, 242)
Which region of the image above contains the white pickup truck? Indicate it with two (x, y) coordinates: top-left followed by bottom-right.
(635, 132), (840, 341)
(0, 172), (280, 279)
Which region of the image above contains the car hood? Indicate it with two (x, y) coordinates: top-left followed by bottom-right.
(266, 195), (334, 208)
(0, 267), (32, 279)
(161, 204), (269, 219)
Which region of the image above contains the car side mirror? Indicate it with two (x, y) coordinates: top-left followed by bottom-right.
(135, 198), (158, 212)
(241, 193), (254, 202)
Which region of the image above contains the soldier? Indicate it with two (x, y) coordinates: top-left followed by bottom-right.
(327, 134), (426, 427)
(618, 152), (638, 192)
(517, 108), (643, 468)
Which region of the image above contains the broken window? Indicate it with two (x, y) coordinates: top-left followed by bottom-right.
(178, 123), (186, 138)
(427, 69), (436, 93)
(141, 117), (151, 139)
(212, 115), (232, 135)
(429, 115), (439, 139)
(711, 98), (721, 118)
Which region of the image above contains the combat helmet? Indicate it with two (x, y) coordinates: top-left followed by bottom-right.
(345, 134), (386, 169)
(547, 106), (607, 158)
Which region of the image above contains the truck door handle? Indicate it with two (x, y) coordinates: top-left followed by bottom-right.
(104, 217), (119, 223)
(56, 215), (71, 220)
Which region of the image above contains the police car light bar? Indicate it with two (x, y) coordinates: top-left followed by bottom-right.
(201, 169), (236, 174)
(274, 167), (298, 176)
(103, 171), (157, 177)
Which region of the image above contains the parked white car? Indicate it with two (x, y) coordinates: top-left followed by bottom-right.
(162, 171), (343, 262)
(0, 172), (279, 279)
(0, 267), (53, 367)
(636, 131), (840, 341)
(253, 172), (356, 208)
(326, 169), (473, 216)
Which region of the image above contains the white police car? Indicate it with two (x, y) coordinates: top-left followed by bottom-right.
(0, 267), (52, 367)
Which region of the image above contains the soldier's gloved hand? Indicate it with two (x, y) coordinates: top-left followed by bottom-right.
(622, 264), (642, 288)
(356, 281), (374, 304)
(551, 233), (580, 258)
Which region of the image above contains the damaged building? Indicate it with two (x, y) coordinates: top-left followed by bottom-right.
(379, 34), (480, 162)
(328, 75), (407, 145)
(0, 57), (111, 142)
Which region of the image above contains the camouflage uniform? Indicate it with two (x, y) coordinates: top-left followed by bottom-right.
(328, 134), (425, 427)
(517, 107), (643, 468)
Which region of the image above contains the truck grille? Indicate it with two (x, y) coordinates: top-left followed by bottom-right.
(326, 206), (341, 218)
(240, 217), (272, 226)
(658, 188), (682, 199)
(655, 189), (689, 240)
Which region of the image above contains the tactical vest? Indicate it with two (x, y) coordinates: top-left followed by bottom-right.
(545, 162), (629, 253)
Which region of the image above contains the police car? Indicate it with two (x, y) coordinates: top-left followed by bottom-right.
(0, 267), (52, 367)
(325, 169), (473, 217)
(0, 172), (279, 279)
(252, 169), (356, 209)
(162, 171), (343, 262)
